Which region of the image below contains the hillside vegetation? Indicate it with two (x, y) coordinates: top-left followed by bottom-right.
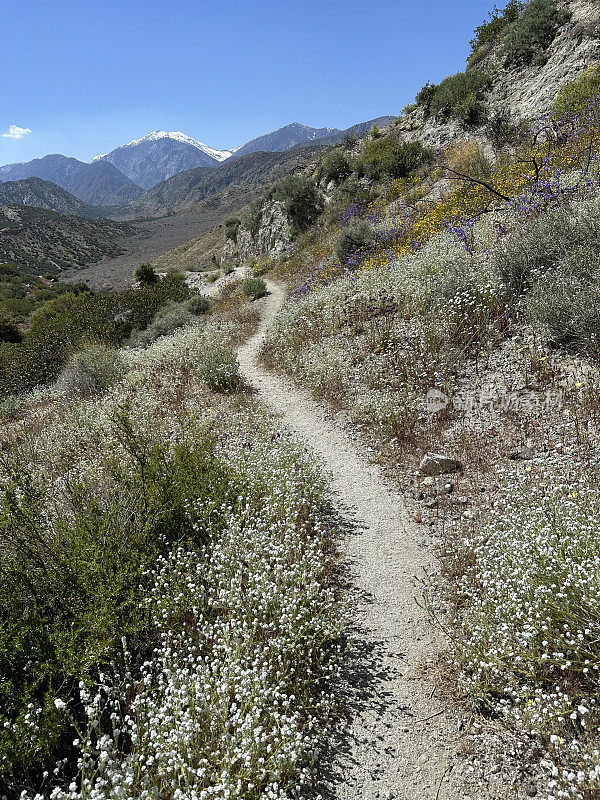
(166, 3), (600, 794)
(6, 1), (600, 799)
(0, 205), (133, 273)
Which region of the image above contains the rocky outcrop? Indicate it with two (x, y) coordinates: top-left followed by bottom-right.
(223, 201), (293, 263)
(395, 0), (600, 151)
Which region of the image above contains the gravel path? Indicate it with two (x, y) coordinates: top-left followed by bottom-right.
(238, 283), (491, 800)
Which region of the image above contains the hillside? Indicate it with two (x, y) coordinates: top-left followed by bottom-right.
(0, 154), (143, 206)
(7, 2), (600, 800)
(0, 177), (103, 218)
(0, 204), (133, 273)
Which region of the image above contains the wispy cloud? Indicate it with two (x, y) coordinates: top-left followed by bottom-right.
(2, 124), (32, 140)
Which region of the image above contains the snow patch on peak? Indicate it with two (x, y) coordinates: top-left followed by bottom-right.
(92, 131), (234, 163)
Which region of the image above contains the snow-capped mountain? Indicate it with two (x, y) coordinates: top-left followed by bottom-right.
(92, 131), (236, 189)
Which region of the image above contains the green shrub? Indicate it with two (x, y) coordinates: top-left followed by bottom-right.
(554, 63), (600, 119)
(525, 248), (600, 351)
(240, 202), (263, 236)
(135, 263), (159, 285)
(469, 1), (523, 59)
(0, 273), (190, 396)
(493, 207), (600, 296)
(363, 138), (431, 179)
(0, 309), (22, 344)
(130, 301), (194, 347)
(186, 294), (210, 315)
(198, 344), (241, 392)
(426, 70), (491, 123)
(0, 415), (235, 788)
(485, 109), (521, 147)
(224, 217), (241, 241)
(273, 175), (324, 233)
(55, 342), (124, 398)
(321, 150), (352, 184)
(0, 394), (25, 420)
(415, 82), (438, 109)
(242, 277), (268, 300)
(335, 219), (375, 263)
(502, 0), (569, 65)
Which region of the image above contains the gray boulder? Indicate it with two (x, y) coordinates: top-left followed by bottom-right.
(419, 453), (463, 476)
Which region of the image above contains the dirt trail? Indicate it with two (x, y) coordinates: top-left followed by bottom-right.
(238, 282), (487, 800)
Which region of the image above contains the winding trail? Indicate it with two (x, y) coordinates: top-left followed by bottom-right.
(238, 283), (477, 800)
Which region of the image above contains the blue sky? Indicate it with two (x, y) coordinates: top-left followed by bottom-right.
(1, 0), (496, 165)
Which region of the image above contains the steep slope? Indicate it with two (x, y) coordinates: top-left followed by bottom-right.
(0, 204), (133, 273)
(232, 122), (340, 158)
(94, 131), (234, 188)
(0, 155), (143, 206)
(0, 178), (102, 218)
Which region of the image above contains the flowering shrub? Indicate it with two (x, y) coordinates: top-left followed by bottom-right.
(554, 63), (600, 120)
(455, 474), (600, 797)
(1, 317), (342, 799)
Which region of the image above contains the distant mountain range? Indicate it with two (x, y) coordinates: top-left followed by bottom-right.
(0, 119), (392, 207)
(0, 155), (143, 206)
(231, 123), (341, 159)
(0, 116), (394, 222)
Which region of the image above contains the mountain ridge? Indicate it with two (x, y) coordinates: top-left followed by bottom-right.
(0, 155), (142, 207)
(0, 177), (103, 218)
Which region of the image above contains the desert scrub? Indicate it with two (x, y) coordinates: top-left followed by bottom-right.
(455, 473), (600, 798)
(55, 341), (124, 398)
(502, 0), (569, 65)
(3, 315), (342, 799)
(320, 149), (352, 184)
(334, 218), (375, 263)
(554, 63), (600, 120)
(264, 234), (501, 440)
(446, 139), (492, 181)
(242, 276), (268, 300)
(493, 202), (600, 297)
(273, 174), (324, 233)
(0, 272), (190, 397)
(423, 70), (491, 124)
(128, 300), (194, 347)
(224, 216), (241, 241)
(362, 137), (431, 179)
(468, 0), (522, 66)
(525, 247), (600, 352)
(186, 294), (210, 315)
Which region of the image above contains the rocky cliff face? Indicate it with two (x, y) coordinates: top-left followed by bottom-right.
(223, 201), (293, 263)
(396, 0), (600, 150)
